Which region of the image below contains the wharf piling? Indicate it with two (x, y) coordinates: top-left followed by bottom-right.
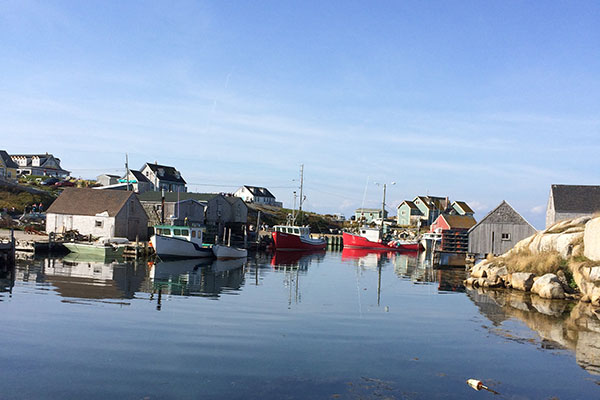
(311, 234), (343, 248)
(0, 230), (16, 270)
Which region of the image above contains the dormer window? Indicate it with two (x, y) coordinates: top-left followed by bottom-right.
(158, 168), (165, 177)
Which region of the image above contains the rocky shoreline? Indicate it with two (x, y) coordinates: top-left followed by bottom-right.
(465, 216), (600, 306)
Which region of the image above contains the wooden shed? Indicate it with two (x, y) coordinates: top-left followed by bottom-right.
(468, 201), (537, 258)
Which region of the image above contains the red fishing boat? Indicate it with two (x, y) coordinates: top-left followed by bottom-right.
(272, 225), (327, 251)
(343, 228), (422, 251)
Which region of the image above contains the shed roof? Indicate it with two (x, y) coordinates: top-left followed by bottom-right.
(441, 214), (477, 229)
(143, 163), (186, 184)
(0, 150), (18, 169)
(550, 184), (600, 213)
(469, 201), (536, 232)
(46, 188), (136, 217)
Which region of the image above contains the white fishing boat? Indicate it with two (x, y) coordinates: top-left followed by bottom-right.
(150, 225), (212, 258)
(212, 228), (247, 259)
(212, 244), (247, 259)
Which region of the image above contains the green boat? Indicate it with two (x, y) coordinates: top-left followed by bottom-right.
(64, 237), (129, 258)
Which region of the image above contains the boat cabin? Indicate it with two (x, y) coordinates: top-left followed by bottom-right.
(273, 225), (310, 237)
(358, 227), (382, 242)
(154, 225), (206, 244)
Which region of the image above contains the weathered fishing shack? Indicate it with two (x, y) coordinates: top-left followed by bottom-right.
(546, 184), (600, 228)
(468, 201), (537, 258)
(46, 188), (149, 240)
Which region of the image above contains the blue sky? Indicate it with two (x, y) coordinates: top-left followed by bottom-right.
(2, 1), (599, 228)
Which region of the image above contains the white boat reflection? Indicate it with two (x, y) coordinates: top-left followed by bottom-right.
(149, 257), (245, 300)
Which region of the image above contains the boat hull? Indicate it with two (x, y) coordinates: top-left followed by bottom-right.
(271, 232), (327, 251)
(150, 234), (213, 258)
(212, 244), (248, 259)
(342, 232), (421, 251)
(64, 242), (126, 257)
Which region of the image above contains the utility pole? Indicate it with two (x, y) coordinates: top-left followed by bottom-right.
(125, 153), (130, 192)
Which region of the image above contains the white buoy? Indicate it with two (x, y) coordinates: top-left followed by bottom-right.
(466, 379), (499, 394)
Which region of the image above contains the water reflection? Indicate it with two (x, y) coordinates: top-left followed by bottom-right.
(149, 257), (246, 300)
(342, 248), (466, 293)
(269, 250), (326, 307)
(0, 265), (15, 296)
(270, 250), (326, 268)
(468, 287), (600, 375)
(14, 256), (147, 301)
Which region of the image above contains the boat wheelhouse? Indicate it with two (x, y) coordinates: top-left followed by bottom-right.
(150, 225), (212, 258)
(271, 225), (327, 251)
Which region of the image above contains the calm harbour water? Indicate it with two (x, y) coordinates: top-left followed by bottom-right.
(1, 250), (600, 399)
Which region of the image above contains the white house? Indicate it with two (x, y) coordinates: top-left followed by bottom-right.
(11, 153), (70, 177)
(140, 162), (187, 192)
(234, 186), (278, 206)
(46, 188), (149, 240)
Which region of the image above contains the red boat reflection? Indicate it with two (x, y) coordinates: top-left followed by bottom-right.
(271, 249), (326, 267)
(341, 247), (418, 261)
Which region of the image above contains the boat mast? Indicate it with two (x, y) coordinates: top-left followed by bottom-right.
(298, 164), (304, 225)
(381, 183), (386, 231)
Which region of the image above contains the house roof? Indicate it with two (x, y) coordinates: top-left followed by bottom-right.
(144, 163), (186, 184)
(243, 185), (275, 199)
(550, 184), (600, 214)
(398, 200), (418, 209)
(414, 196), (433, 210)
(11, 153), (69, 172)
(452, 201), (474, 214)
(126, 170), (150, 183)
(440, 214), (477, 229)
(46, 188), (136, 217)
(469, 201), (536, 232)
(98, 174), (120, 179)
(137, 191), (220, 203)
(0, 150), (18, 169)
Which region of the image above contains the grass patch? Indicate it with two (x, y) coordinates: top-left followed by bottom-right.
(495, 248), (566, 275)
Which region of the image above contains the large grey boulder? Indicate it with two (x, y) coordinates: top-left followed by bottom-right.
(531, 273), (565, 299)
(510, 272), (535, 292)
(584, 218), (600, 262)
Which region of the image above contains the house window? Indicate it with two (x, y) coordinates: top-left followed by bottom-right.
(501, 233), (511, 241)
(95, 220), (103, 228)
(401, 211), (406, 216)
